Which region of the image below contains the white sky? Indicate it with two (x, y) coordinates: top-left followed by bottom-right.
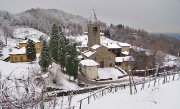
(0, 0), (180, 33)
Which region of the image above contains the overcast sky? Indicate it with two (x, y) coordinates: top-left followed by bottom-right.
(0, 0), (180, 33)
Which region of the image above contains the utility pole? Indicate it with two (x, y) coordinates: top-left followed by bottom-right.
(128, 66), (132, 95)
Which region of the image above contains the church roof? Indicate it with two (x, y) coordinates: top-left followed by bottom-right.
(91, 44), (101, 50)
(83, 51), (96, 57)
(90, 9), (98, 23)
(80, 59), (99, 66)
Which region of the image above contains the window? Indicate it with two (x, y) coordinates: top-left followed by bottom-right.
(93, 27), (97, 32)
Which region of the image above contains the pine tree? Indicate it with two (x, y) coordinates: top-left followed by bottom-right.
(104, 29), (110, 38)
(65, 43), (78, 80)
(58, 35), (66, 71)
(49, 24), (60, 62)
(39, 40), (51, 72)
(26, 39), (36, 63)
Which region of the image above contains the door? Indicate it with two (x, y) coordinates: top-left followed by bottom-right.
(20, 56), (23, 62)
(100, 61), (104, 68)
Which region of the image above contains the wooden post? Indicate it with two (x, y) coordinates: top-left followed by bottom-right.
(173, 73), (175, 81)
(69, 95), (72, 107)
(79, 100), (82, 109)
(154, 64), (159, 87)
(88, 96), (90, 104)
(93, 94), (96, 100)
(128, 66), (132, 95)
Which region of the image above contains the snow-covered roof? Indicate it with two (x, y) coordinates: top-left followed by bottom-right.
(103, 43), (121, 49)
(82, 50), (89, 54)
(122, 51), (129, 55)
(80, 59), (99, 66)
(115, 56), (134, 62)
(9, 47), (26, 55)
(115, 57), (124, 62)
(19, 39), (40, 44)
(91, 44), (101, 50)
(83, 51), (96, 57)
(78, 55), (83, 59)
(118, 42), (131, 47)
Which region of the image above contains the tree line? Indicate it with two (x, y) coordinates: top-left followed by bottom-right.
(38, 24), (78, 80)
(103, 24), (180, 70)
(0, 8), (86, 38)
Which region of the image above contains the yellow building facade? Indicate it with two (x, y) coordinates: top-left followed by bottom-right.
(19, 40), (41, 53)
(9, 39), (41, 63)
(10, 54), (30, 63)
(9, 47), (30, 62)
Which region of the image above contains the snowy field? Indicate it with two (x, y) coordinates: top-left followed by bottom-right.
(78, 75), (180, 109)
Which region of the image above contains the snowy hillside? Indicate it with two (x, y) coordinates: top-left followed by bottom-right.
(13, 28), (48, 40)
(84, 76), (180, 109)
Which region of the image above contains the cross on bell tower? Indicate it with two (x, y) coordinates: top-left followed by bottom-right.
(87, 9), (100, 48)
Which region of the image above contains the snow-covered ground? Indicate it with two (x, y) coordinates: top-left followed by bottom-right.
(98, 67), (124, 80)
(79, 75), (180, 109)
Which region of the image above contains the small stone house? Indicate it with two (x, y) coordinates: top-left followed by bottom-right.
(115, 56), (134, 72)
(80, 59), (99, 79)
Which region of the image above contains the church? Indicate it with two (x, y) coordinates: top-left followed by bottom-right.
(79, 9), (134, 79)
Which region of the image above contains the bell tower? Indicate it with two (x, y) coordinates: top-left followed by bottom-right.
(87, 9), (100, 48)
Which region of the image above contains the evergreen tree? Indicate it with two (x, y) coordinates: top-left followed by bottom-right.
(104, 29), (110, 38)
(58, 34), (66, 71)
(65, 43), (78, 80)
(26, 39), (36, 63)
(39, 40), (51, 72)
(49, 24), (60, 62)
(58, 26), (70, 71)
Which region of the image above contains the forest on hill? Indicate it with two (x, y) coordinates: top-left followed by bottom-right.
(107, 25), (180, 56)
(0, 8), (87, 36)
(0, 8), (106, 37)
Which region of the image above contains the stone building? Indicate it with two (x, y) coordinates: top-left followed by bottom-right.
(79, 9), (134, 79)
(83, 44), (116, 68)
(80, 59), (98, 79)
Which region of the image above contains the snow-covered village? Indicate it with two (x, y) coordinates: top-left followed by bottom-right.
(0, 1), (180, 109)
